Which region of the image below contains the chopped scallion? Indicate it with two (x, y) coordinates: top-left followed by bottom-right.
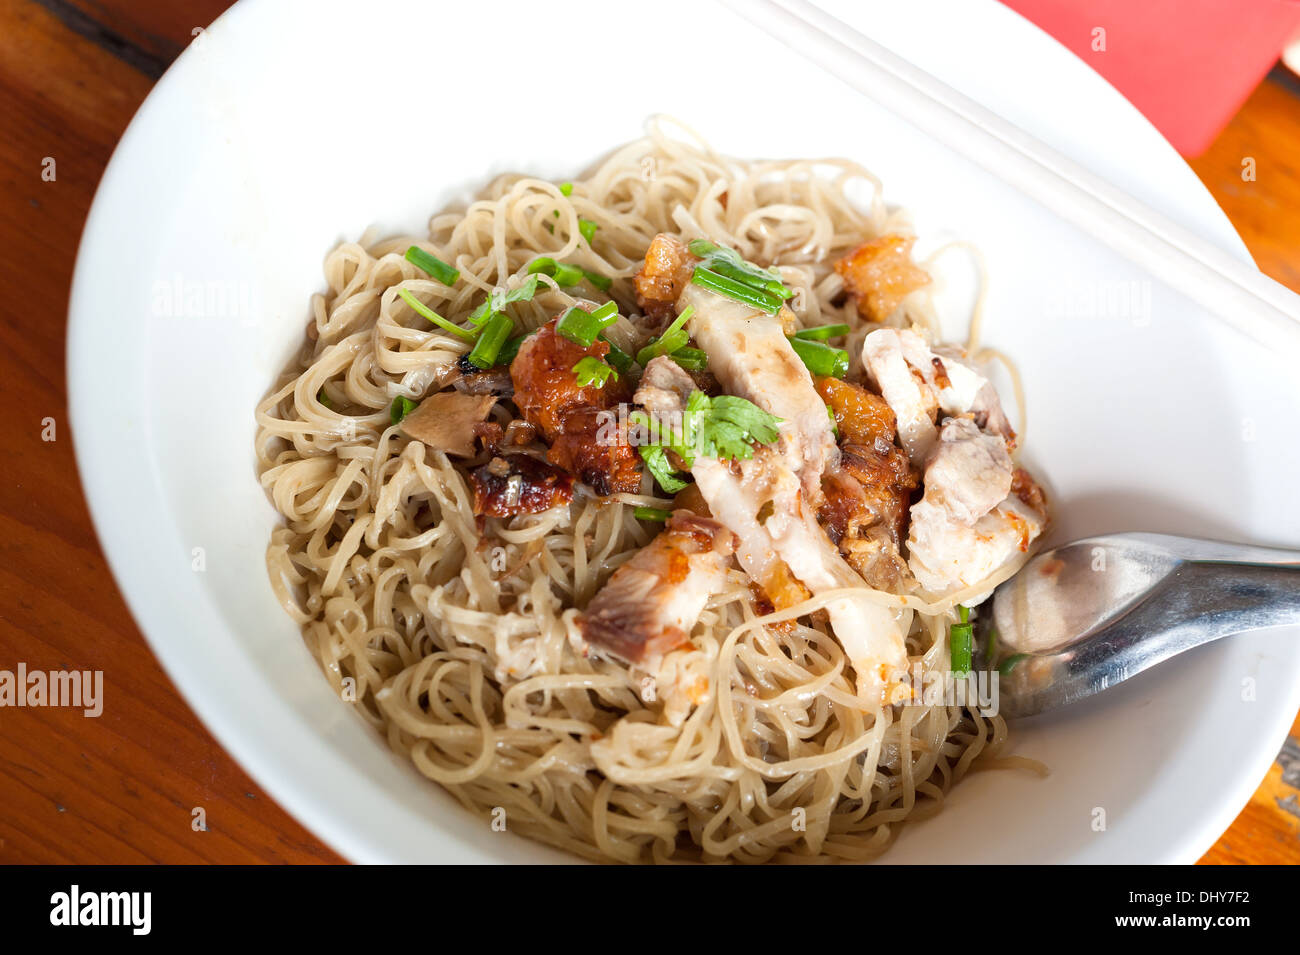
(559, 182), (573, 197)
(589, 300), (618, 324)
(633, 505), (674, 522)
(670, 347), (708, 371)
(557, 302), (619, 347)
(390, 394), (417, 424)
(404, 246), (459, 286)
(496, 334), (526, 367)
(467, 312), (514, 369)
(788, 336), (849, 378)
(984, 626), (999, 666)
(688, 239), (792, 302)
(579, 218), (598, 244)
(950, 622), (974, 674)
(691, 267), (784, 314)
(793, 323), (850, 341)
(581, 267), (612, 291)
(600, 337), (634, 374)
(999, 653), (1029, 677)
(527, 256), (611, 291)
(553, 262), (585, 286)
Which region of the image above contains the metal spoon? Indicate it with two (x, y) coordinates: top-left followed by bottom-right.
(982, 533), (1300, 718)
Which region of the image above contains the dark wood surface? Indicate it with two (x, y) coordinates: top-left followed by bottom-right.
(0, 0), (1295, 864)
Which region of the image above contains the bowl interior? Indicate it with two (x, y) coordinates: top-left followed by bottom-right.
(69, 0), (1300, 862)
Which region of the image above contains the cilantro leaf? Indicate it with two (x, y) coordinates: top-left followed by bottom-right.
(632, 390), (782, 490)
(639, 445), (689, 493)
(467, 275), (543, 328)
(685, 392), (783, 462)
(635, 306), (695, 366)
(572, 356), (616, 388)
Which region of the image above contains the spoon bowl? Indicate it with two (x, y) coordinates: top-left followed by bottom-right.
(986, 533), (1300, 718)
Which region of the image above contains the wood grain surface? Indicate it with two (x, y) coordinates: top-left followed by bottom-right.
(0, 0), (1296, 865)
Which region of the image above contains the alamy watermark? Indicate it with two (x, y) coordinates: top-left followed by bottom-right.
(151, 273), (255, 323)
(895, 664), (999, 716)
(1045, 278), (1152, 326)
(49, 885), (150, 935)
(0, 664), (103, 717)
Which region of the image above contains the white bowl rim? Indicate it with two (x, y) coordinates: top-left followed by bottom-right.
(66, 0), (1300, 864)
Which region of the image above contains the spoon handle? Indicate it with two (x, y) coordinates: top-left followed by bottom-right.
(1125, 532), (1300, 568)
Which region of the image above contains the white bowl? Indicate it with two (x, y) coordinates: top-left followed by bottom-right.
(69, 0), (1300, 863)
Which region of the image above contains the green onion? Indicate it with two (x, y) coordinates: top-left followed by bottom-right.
(317, 387), (334, 410)
(573, 356), (616, 388)
(527, 256), (611, 291)
(553, 262), (585, 286)
(794, 323), (850, 341)
(390, 394), (417, 424)
(692, 267), (784, 314)
(999, 653), (1029, 677)
(635, 306), (695, 366)
(688, 239), (792, 301)
(826, 404), (838, 437)
(670, 347), (708, 371)
(557, 302), (619, 347)
(950, 622), (974, 674)
(467, 313), (514, 369)
(959, 604), (970, 624)
(984, 626), (999, 666)
(579, 218), (598, 244)
(580, 267), (612, 291)
(559, 182), (573, 197)
(633, 505), (674, 522)
(601, 337), (634, 374)
(589, 300), (618, 323)
(396, 287), (476, 341)
(404, 246), (459, 286)
(788, 336), (849, 378)
(527, 256), (581, 286)
(496, 334), (526, 367)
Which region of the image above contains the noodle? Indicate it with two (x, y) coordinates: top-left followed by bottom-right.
(256, 118), (1041, 863)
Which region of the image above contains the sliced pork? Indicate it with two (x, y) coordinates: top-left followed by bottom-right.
(679, 282), (837, 498)
(671, 287), (910, 699)
(906, 419), (1046, 599)
(579, 512), (737, 664)
(815, 376), (917, 593)
(862, 328), (1017, 465)
(510, 317), (641, 495)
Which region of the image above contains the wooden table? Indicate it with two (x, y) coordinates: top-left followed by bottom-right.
(1, 0), (1297, 864)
